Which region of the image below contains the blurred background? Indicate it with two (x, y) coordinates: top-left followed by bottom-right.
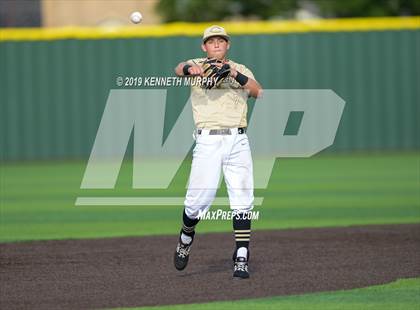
(0, 0), (419, 242)
(1, 0), (419, 27)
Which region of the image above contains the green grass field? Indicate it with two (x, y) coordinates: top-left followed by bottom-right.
(1, 152), (419, 309)
(1, 152), (419, 242)
(119, 278), (420, 310)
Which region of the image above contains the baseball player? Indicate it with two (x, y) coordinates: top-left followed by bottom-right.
(173, 25), (262, 279)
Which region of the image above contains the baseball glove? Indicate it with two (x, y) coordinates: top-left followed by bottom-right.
(201, 58), (231, 89)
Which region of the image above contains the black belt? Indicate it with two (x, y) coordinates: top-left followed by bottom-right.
(197, 127), (246, 135)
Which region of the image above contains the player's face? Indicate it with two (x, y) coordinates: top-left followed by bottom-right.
(201, 36), (230, 60)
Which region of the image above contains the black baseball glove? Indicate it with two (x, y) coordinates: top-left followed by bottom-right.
(201, 58), (231, 89)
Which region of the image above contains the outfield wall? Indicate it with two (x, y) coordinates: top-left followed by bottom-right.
(1, 17), (419, 160)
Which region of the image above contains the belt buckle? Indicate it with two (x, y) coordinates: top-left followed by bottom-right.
(209, 129), (231, 135)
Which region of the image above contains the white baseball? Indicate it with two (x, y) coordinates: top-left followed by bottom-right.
(130, 11), (143, 24)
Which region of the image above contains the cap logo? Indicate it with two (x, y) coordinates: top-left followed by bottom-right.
(210, 27), (222, 33)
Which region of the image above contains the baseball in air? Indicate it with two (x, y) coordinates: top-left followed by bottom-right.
(130, 11), (143, 24)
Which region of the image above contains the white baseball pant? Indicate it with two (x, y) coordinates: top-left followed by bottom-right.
(184, 128), (254, 219)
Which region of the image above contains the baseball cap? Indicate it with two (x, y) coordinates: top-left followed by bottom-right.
(202, 25), (230, 43)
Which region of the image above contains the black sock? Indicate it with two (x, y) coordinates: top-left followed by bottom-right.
(181, 210), (200, 238)
(233, 212), (251, 251)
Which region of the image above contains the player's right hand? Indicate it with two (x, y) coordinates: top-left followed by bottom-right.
(188, 65), (204, 76)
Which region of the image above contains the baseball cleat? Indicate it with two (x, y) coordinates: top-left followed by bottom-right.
(233, 256), (249, 279)
(174, 239), (192, 271)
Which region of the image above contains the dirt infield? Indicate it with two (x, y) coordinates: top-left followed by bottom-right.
(1, 224), (420, 309)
